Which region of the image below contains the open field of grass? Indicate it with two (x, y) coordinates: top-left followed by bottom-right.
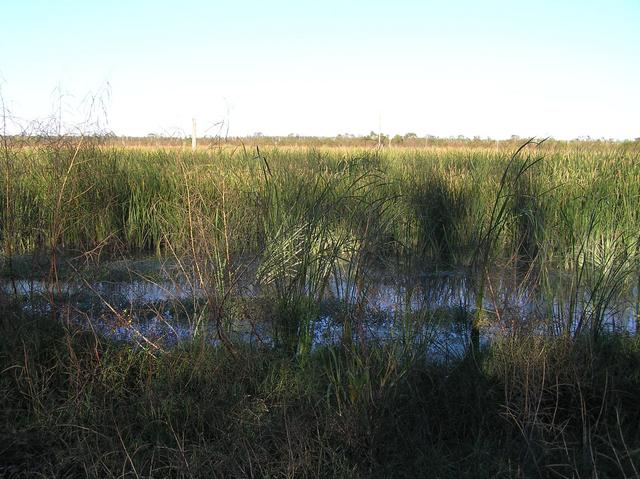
(2, 137), (640, 477)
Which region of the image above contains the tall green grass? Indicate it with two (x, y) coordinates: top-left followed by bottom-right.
(3, 140), (638, 264)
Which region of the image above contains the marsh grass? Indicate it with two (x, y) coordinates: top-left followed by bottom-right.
(1, 316), (639, 478)
(3, 140), (639, 265)
(2, 133), (640, 477)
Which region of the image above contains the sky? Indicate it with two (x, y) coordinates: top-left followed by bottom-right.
(1, 0), (639, 139)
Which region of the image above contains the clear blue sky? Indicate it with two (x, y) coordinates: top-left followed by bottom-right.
(1, 0), (639, 139)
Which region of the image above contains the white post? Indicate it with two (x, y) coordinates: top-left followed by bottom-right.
(192, 118), (197, 151)
(378, 113), (382, 148)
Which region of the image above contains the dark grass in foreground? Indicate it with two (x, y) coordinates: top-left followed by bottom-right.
(2, 315), (639, 478)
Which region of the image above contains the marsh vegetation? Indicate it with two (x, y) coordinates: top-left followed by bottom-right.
(1, 134), (640, 477)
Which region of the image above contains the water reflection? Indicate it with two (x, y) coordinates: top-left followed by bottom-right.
(3, 263), (638, 358)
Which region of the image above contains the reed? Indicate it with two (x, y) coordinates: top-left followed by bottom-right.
(2, 140), (639, 268)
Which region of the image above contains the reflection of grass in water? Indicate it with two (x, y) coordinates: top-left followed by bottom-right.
(0, 251), (169, 283)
